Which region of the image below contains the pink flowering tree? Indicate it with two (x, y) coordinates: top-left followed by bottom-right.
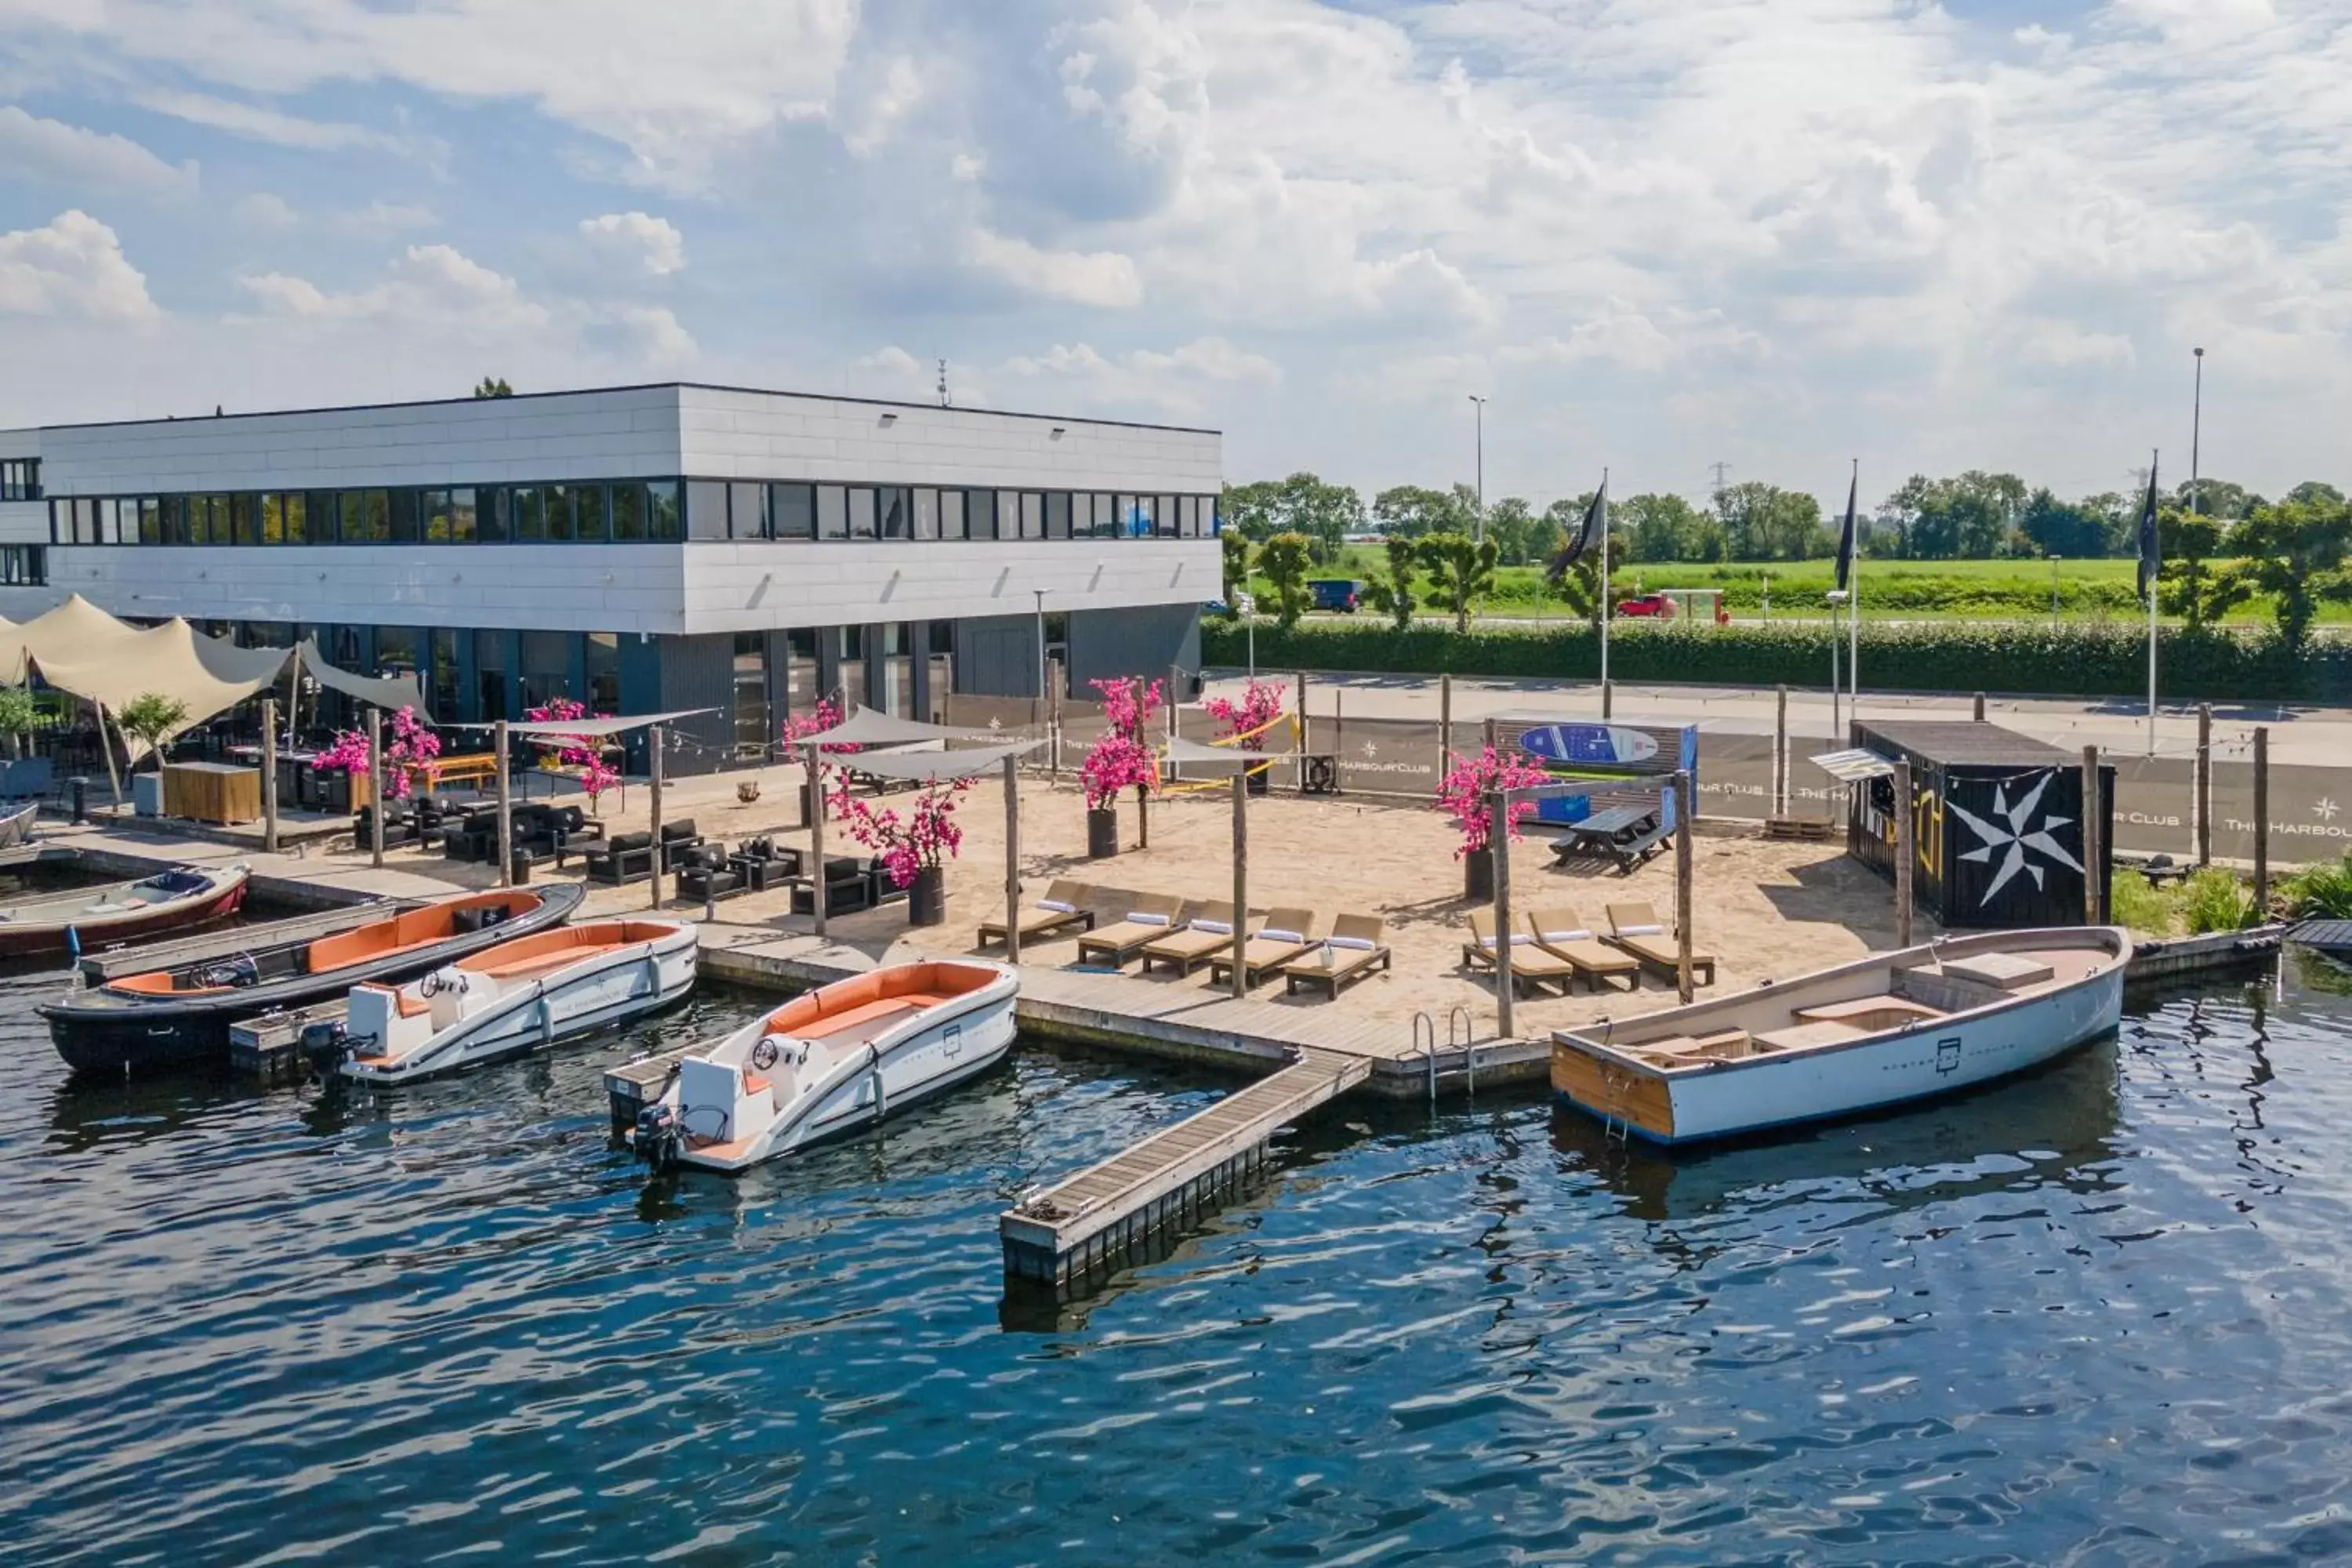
(385, 706), (441, 798)
(318, 727), (371, 784)
(1201, 677), (1286, 754)
(830, 775), (975, 889)
(1080, 677), (1163, 812)
(1436, 744), (1553, 860)
(524, 695), (619, 807)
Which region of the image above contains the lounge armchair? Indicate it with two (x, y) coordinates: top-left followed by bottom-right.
(1138, 900), (1246, 977)
(1460, 908), (1580, 997)
(1278, 913), (1391, 997)
(1073, 893), (1186, 967)
(677, 844), (745, 903)
(1603, 900), (1716, 986)
(1205, 907), (1319, 989)
(790, 857), (875, 917)
(655, 818), (704, 871)
(729, 837), (799, 891)
(976, 878), (1096, 949)
(582, 830), (655, 886)
(1525, 906), (1641, 993)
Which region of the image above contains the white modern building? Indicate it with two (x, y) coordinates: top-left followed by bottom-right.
(0, 384), (1222, 770)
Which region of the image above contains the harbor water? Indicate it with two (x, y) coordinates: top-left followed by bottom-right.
(5, 962), (2351, 1563)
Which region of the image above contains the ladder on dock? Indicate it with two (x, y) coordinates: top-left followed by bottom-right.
(1000, 1044), (1370, 1288)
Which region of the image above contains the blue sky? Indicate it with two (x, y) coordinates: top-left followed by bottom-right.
(0, 0), (2345, 513)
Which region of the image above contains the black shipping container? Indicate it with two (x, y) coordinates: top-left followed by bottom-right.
(1848, 719), (2114, 930)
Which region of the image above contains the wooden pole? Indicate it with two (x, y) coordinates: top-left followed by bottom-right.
(2081, 744), (2103, 925)
(1482, 716), (1497, 759)
(2252, 725), (2270, 916)
(93, 699), (123, 807)
(1231, 770), (1248, 1000)
(1438, 673), (1453, 781)
(648, 725), (666, 909)
(1004, 753), (1022, 965)
(494, 719), (513, 887)
(1674, 770), (1695, 1004)
(1293, 671), (1307, 797)
(1972, 691), (1987, 723)
(1773, 684), (1788, 817)
(1334, 688), (1345, 785)
(261, 697), (280, 855)
(367, 706), (385, 869)
(1893, 757), (1915, 948)
(808, 742), (827, 938)
(2195, 702), (2212, 866)
(1491, 787), (1514, 1040)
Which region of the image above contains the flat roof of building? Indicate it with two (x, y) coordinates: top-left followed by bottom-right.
(36, 381), (1221, 439)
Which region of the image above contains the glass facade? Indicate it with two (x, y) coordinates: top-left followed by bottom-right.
(0, 458), (38, 502)
(49, 477), (1218, 546)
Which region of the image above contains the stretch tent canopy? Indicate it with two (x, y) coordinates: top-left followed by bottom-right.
(0, 593), (147, 684)
(840, 738), (1041, 782)
(36, 619), (292, 759)
(297, 637), (426, 717)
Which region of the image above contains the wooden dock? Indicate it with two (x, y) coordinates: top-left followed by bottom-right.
(1000, 1044), (1371, 1287)
(227, 998), (349, 1083)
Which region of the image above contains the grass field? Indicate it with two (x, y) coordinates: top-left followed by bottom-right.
(1256, 549), (2344, 626)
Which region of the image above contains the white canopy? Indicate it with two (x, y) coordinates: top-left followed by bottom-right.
(450, 709), (717, 739)
(0, 593), (146, 684)
(845, 738), (1040, 782)
(37, 619), (292, 758)
(1160, 736), (1260, 775)
(298, 637), (426, 717)
(792, 710), (998, 748)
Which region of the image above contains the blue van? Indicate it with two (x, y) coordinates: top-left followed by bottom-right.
(1308, 579), (1362, 613)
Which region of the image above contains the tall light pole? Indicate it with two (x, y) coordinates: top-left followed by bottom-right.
(2190, 347), (2205, 516)
(1467, 394), (1487, 543)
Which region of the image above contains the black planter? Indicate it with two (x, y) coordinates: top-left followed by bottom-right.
(907, 866), (946, 926)
(1245, 764), (1270, 797)
(1463, 847), (1494, 902)
(1086, 807), (1120, 860)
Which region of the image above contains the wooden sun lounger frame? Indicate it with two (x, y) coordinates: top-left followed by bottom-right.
(975, 880), (1097, 949)
(1073, 893), (1187, 967)
(1603, 901), (1717, 987)
(1277, 913), (1391, 998)
(1205, 906), (1319, 989)
(1525, 906), (1641, 994)
(1138, 902), (1247, 977)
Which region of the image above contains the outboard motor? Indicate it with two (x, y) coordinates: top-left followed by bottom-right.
(300, 1018), (350, 1069)
(634, 1102), (683, 1170)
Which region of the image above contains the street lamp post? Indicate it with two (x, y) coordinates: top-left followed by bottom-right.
(2190, 347), (2205, 517)
(1467, 394), (1487, 543)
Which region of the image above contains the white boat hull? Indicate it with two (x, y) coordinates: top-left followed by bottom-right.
(341, 925), (698, 1086)
(642, 961), (1019, 1174)
(1555, 927), (2131, 1146)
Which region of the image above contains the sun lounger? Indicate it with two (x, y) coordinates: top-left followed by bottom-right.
(1206, 906), (1319, 989)
(1278, 913), (1391, 998)
(1139, 901), (1246, 976)
(1603, 901), (1716, 986)
(1073, 892), (1187, 967)
(1459, 909), (1579, 996)
(976, 879), (1097, 949)
(1525, 906), (1641, 993)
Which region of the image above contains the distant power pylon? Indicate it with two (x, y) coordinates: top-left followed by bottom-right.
(1708, 460), (1733, 503)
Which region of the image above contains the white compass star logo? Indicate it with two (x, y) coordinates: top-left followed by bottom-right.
(2317, 797), (2341, 822)
(1944, 770), (2085, 906)
(1360, 740), (1380, 759)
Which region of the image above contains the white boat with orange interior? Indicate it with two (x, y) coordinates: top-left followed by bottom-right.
(337, 918), (699, 1086)
(633, 960), (1018, 1172)
(1552, 927), (2131, 1145)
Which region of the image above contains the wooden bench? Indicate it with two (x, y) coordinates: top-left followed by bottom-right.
(424, 753), (499, 789)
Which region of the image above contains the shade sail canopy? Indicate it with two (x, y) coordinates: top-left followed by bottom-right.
(791, 710), (997, 748)
(844, 738), (1040, 782)
(1160, 736), (1260, 775)
(0, 593), (146, 684)
(448, 708), (717, 739)
(298, 637), (426, 717)
(38, 619), (292, 758)
(1810, 747), (1896, 782)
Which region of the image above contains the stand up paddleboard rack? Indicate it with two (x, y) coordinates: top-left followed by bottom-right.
(1486, 713), (1700, 874)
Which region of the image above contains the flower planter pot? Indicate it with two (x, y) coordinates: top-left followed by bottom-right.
(907, 866), (946, 927)
(1463, 847), (1494, 902)
(1245, 764), (1269, 797)
(1087, 806), (1120, 860)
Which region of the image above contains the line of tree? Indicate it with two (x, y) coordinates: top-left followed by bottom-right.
(1221, 470), (2348, 567)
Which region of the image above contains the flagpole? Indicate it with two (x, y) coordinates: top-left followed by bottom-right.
(2147, 447), (2159, 756)
(1847, 458), (1860, 719)
(1598, 468), (1611, 720)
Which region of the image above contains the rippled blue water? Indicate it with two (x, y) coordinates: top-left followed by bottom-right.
(5, 960), (2352, 1565)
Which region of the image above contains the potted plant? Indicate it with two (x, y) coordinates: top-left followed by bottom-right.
(829, 775), (974, 926)
(114, 691), (190, 815)
(385, 706), (442, 800)
(1436, 743), (1551, 901)
(1079, 677), (1163, 858)
(1203, 676), (1286, 797)
(315, 724), (374, 812)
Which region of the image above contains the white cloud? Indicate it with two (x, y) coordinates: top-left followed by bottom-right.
(999, 336), (1279, 417)
(338, 201), (437, 234)
(598, 303), (696, 365)
(132, 87), (408, 154)
(579, 212), (686, 275)
(0, 210), (159, 321)
(966, 228), (1142, 308)
(241, 244), (549, 331)
(232, 191), (297, 228)
(0, 106), (196, 194)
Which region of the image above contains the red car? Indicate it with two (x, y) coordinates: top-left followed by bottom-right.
(1614, 589), (1730, 625)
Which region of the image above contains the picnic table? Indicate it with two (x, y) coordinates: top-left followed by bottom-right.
(1548, 803), (1670, 875)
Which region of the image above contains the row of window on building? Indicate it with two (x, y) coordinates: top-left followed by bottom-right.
(1, 459), (39, 503)
(47, 477), (1219, 546)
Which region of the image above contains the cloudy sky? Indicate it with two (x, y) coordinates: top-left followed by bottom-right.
(0, 0), (2344, 510)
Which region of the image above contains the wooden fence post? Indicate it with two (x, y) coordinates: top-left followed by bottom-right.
(2081, 744), (2103, 925)
(261, 697), (280, 856)
(648, 725), (666, 910)
(494, 719), (512, 888)
(1894, 757), (1914, 948)
(1438, 673), (1453, 784)
(367, 706), (385, 869)
(1972, 691), (1987, 723)
(1004, 754), (1022, 964)
(1231, 771), (1249, 1000)
(1491, 788), (1514, 1040)
(1675, 771), (1695, 1004)
(1773, 684), (1788, 817)
(2195, 702), (2212, 867)
(2253, 726), (2270, 916)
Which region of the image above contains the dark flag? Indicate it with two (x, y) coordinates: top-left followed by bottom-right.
(1547, 474), (1608, 581)
(2136, 455), (2161, 601)
(1834, 465), (1858, 593)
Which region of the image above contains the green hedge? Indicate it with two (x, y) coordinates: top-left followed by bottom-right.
(1203, 619), (2351, 701)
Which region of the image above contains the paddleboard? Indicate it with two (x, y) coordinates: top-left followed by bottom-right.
(1517, 724), (1660, 767)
